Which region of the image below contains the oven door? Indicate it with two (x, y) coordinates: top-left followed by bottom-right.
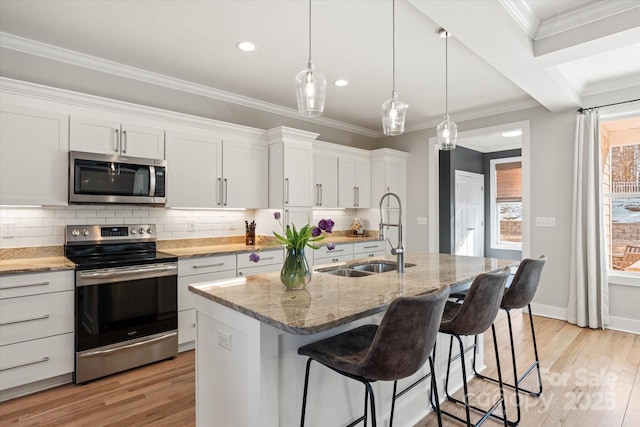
(75, 262), (178, 352)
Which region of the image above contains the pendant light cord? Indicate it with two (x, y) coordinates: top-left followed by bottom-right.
(308, 0), (312, 62)
(392, 0), (396, 92)
(445, 32), (448, 115)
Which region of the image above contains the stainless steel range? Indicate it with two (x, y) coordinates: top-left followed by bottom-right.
(64, 224), (178, 384)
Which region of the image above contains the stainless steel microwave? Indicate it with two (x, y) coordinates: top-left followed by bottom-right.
(69, 151), (166, 205)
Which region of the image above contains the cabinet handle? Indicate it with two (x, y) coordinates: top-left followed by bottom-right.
(223, 178), (228, 206)
(285, 178), (290, 204)
(332, 258), (339, 263)
(331, 249), (345, 253)
(353, 186), (357, 207)
(319, 184), (323, 206)
(122, 130), (127, 153)
(363, 245), (379, 249)
(1, 281), (49, 290)
(217, 178), (222, 206)
(386, 187), (390, 207)
(356, 187), (360, 207)
(0, 357), (49, 372)
(0, 314), (50, 327)
(238, 272), (243, 277)
(368, 253), (375, 257)
(260, 256), (275, 261)
(193, 263), (225, 269)
(285, 209), (289, 227)
(315, 184), (320, 206)
(114, 129), (120, 152)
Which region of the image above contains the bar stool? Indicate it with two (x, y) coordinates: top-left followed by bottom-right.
(298, 285), (450, 427)
(469, 256), (547, 426)
(438, 268), (510, 427)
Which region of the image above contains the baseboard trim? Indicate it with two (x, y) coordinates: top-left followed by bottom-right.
(528, 303), (640, 335)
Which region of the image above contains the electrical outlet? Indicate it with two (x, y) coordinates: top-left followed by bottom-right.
(187, 219), (196, 232)
(417, 217), (428, 225)
(217, 330), (231, 351)
(1, 222), (15, 238)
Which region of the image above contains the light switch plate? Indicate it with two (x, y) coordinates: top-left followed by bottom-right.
(1, 222), (15, 237)
(417, 217), (428, 225)
(535, 217), (556, 227)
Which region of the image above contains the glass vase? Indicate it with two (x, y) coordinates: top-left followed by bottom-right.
(280, 247), (312, 290)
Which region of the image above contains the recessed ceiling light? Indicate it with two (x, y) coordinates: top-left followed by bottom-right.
(236, 41), (256, 52)
(501, 130), (522, 138)
(334, 79), (349, 87)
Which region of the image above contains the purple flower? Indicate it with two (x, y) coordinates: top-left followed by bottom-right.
(318, 218), (334, 233)
(273, 211), (281, 220)
(249, 252), (260, 263)
(327, 242), (336, 251)
(311, 226), (322, 237)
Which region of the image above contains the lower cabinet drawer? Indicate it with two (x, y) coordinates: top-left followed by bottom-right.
(313, 253), (354, 266)
(0, 333), (74, 391)
(178, 270), (236, 312)
(178, 309), (196, 345)
(354, 250), (386, 259)
(0, 291), (74, 346)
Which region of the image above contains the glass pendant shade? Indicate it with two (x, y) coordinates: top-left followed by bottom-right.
(437, 114), (458, 150)
(295, 60), (326, 117)
(382, 91), (408, 136)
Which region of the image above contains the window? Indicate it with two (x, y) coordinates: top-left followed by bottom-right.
(601, 117), (640, 273)
(490, 157), (522, 250)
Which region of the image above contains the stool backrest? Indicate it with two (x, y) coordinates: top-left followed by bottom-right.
(360, 285), (449, 381)
(440, 268), (510, 336)
(502, 256), (546, 310)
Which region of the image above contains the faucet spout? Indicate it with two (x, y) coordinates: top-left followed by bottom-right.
(378, 192), (405, 273)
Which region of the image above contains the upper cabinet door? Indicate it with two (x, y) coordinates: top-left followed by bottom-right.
(355, 158), (371, 209)
(338, 156), (370, 208)
(165, 131), (222, 208)
(0, 105), (69, 206)
(283, 141), (314, 207)
(313, 151), (338, 208)
(222, 139), (268, 209)
(70, 116), (165, 160)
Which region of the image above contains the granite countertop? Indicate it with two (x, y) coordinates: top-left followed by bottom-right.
(0, 231), (381, 275)
(189, 252), (518, 335)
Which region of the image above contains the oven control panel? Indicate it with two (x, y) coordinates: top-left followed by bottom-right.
(65, 224), (156, 244)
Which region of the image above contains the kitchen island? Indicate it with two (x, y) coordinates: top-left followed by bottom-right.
(189, 252), (516, 427)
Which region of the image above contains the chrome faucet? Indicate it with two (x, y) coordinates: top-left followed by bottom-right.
(379, 192), (404, 273)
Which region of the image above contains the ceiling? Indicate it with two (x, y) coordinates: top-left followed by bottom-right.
(0, 0), (639, 138)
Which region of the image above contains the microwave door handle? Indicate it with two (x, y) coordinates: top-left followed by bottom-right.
(149, 166), (156, 197)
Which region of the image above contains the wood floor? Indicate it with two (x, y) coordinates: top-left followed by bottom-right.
(1, 313), (638, 426)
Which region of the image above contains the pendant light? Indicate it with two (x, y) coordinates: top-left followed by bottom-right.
(381, 0), (408, 136)
(295, 0), (326, 117)
(437, 28), (457, 150)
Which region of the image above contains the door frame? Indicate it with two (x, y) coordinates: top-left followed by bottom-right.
(428, 120), (531, 258)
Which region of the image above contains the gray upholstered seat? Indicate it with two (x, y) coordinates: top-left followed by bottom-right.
(298, 285), (450, 427)
(438, 268), (510, 427)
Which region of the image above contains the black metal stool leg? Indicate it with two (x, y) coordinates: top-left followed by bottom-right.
(300, 358), (312, 427)
(527, 305), (543, 396)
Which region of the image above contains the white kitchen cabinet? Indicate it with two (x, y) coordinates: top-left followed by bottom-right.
(0, 105), (68, 206)
(165, 132), (222, 208)
(70, 116), (165, 160)
(313, 243), (354, 266)
(177, 255), (237, 347)
(166, 131), (267, 209)
(267, 127), (317, 208)
(338, 156), (371, 208)
(237, 249), (283, 277)
(313, 143), (338, 208)
(0, 270), (74, 399)
(353, 240), (386, 259)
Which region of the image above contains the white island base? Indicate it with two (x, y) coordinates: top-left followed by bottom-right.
(193, 294), (483, 427)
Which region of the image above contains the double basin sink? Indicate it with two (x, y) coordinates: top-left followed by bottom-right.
(316, 260), (415, 277)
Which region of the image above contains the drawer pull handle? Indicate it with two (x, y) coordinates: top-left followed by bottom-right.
(331, 249), (345, 253)
(1, 281), (50, 290)
(363, 245), (379, 249)
(0, 357), (49, 372)
(0, 314), (50, 326)
(260, 256), (275, 261)
(193, 263), (225, 269)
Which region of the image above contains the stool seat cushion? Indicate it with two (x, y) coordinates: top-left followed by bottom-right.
(298, 324), (378, 378)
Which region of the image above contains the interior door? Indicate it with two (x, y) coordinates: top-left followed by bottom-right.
(455, 170), (485, 256)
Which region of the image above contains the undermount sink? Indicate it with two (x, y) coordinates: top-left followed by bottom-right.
(316, 261), (416, 277)
(351, 260), (416, 273)
(320, 268), (373, 278)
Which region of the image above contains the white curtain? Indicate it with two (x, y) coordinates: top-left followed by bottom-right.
(567, 110), (609, 329)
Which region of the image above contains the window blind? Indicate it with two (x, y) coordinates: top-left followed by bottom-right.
(496, 161), (522, 202)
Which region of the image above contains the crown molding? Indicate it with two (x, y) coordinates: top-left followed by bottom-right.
(499, 0), (640, 41)
(535, 0), (640, 40)
(499, 0), (539, 38)
(0, 32), (379, 139)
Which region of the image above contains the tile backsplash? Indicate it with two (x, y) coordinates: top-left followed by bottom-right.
(0, 206), (378, 249)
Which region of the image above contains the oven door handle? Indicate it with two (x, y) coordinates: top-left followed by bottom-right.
(78, 332), (177, 358)
(77, 263), (177, 286)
